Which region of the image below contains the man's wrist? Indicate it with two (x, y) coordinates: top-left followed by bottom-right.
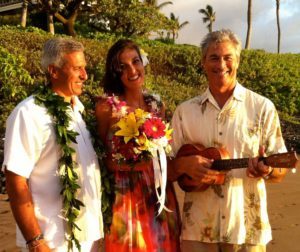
(26, 234), (44, 249)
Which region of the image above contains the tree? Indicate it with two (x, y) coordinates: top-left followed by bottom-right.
(245, 0), (252, 49)
(276, 0), (281, 53)
(47, 13), (55, 35)
(144, 0), (173, 9)
(169, 12), (189, 41)
(47, 0), (55, 35)
(52, 0), (83, 36)
(198, 4), (216, 33)
(20, 0), (28, 28)
(21, 0), (172, 37)
(90, 0), (173, 37)
(36, 0), (93, 36)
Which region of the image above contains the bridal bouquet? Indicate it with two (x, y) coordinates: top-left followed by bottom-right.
(111, 108), (172, 164)
(108, 95), (173, 214)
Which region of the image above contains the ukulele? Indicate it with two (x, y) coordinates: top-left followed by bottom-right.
(176, 144), (300, 192)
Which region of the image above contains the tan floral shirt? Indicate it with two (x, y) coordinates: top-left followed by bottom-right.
(171, 83), (286, 245)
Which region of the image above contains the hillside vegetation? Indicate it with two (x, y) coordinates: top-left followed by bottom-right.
(0, 26), (299, 153)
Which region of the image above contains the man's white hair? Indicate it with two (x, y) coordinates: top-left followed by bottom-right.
(41, 37), (84, 73)
(200, 29), (242, 61)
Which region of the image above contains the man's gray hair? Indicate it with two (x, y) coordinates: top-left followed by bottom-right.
(200, 29), (242, 60)
(41, 37), (84, 72)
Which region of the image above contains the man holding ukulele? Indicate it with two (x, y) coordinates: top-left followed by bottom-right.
(168, 29), (288, 252)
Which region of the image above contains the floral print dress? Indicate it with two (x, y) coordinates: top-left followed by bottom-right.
(104, 94), (181, 252)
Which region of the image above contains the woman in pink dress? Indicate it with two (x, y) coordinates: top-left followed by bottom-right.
(95, 39), (181, 252)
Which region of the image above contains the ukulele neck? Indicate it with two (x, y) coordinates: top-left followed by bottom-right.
(211, 158), (250, 171)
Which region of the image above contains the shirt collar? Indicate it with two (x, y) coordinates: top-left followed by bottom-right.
(232, 82), (246, 102)
(50, 86), (85, 113)
(71, 96), (85, 113)
(199, 81), (246, 105)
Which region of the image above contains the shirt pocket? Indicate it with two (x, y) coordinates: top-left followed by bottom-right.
(234, 120), (261, 158)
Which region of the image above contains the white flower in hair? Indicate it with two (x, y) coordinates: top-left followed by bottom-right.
(140, 48), (149, 66)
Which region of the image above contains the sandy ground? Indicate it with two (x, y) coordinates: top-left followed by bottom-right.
(1, 170), (299, 252)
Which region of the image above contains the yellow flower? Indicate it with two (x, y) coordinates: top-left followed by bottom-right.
(135, 133), (150, 151)
(140, 48), (148, 57)
(134, 108), (150, 122)
(115, 112), (140, 143)
(164, 123), (173, 141)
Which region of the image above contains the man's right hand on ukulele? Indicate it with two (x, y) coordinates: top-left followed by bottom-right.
(178, 155), (223, 184)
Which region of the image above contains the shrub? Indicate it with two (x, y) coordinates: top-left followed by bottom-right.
(0, 25), (299, 152)
(239, 50), (300, 115)
(0, 46), (35, 137)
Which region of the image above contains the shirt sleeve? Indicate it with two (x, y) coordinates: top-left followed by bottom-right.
(170, 105), (185, 157)
(2, 105), (43, 178)
(261, 101), (287, 155)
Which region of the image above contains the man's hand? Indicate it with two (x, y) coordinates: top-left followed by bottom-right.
(178, 155), (223, 184)
(247, 146), (273, 178)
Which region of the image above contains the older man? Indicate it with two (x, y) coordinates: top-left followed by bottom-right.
(2, 38), (103, 251)
(168, 29), (288, 252)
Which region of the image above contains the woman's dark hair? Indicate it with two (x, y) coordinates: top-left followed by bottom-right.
(102, 39), (142, 95)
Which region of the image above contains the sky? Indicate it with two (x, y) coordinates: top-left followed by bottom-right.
(158, 0), (300, 54)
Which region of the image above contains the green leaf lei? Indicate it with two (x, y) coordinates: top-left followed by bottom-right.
(82, 92), (115, 234)
(34, 85), (115, 250)
(34, 85), (83, 251)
